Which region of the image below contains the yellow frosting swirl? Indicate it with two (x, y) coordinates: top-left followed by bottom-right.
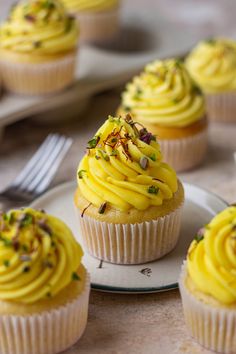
(186, 38), (236, 93)
(0, 208), (83, 304)
(187, 206), (236, 305)
(62, 0), (119, 13)
(0, 0), (78, 55)
(77, 115), (178, 212)
(121, 59), (205, 128)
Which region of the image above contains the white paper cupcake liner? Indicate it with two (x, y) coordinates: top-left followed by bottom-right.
(159, 128), (208, 172)
(0, 52), (76, 96)
(75, 8), (120, 44)
(179, 264), (236, 353)
(76, 204), (183, 264)
(206, 93), (236, 123)
(0, 272), (90, 354)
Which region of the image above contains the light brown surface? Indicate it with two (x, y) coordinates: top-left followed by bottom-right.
(0, 90), (235, 353)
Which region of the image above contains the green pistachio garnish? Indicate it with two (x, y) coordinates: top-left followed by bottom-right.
(72, 272), (80, 281)
(192, 85), (202, 95)
(98, 150), (109, 161)
(3, 260), (10, 267)
(194, 228), (205, 243)
(87, 136), (100, 149)
(20, 213), (33, 228)
(21, 244), (29, 252)
(172, 98), (179, 104)
(205, 38), (216, 45)
(149, 154), (156, 161)
(3, 212), (14, 224)
(110, 149), (118, 157)
(43, 0), (55, 9)
(123, 106), (131, 112)
(78, 170), (86, 179)
(175, 58), (183, 67)
(65, 17), (74, 33)
(51, 240), (56, 247)
(108, 115), (120, 123)
(0, 237), (13, 248)
(136, 87), (143, 95)
(194, 234), (204, 243)
(147, 186), (159, 195)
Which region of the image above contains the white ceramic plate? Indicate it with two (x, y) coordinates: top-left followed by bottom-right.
(31, 181), (228, 293)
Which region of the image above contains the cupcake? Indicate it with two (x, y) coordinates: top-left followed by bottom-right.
(74, 114), (184, 264)
(186, 38), (236, 123)
(61, 0), (120, 44)
(118, 59), (208, 172)
(0, 208), (90, 354)
(0, 0), (79, 95)
(179, 206), (236, 353)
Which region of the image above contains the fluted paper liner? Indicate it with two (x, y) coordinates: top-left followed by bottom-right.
(75, 8), (119, 44)
(76, 204), (183, 264)
(179, 263), (236, 354)
(206, 93), (236, 123)
(0, 272), (90, 354)
(159, 129), (208, 172)
(0, 52), (76, 96)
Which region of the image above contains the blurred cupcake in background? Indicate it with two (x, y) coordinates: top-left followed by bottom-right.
(0, 0), (79, 95)
(0, 208), (90, 354)
(118, 59), (207, 172)
(74, 115), (184, 265)
(186, 38), (236, 123)
(179, 206), (236, 353)
(61, 0), (120, 44)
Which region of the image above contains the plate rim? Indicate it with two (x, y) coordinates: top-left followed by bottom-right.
(91, 281), (179, 294)
(31, 180), (229, 294)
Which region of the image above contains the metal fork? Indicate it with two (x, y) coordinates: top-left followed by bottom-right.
(0, 134), (72, 209)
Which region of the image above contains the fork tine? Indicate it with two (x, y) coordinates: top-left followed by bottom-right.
(12, 134), (59, 188)
(25, 136), (70, 192)
(16, 134), (62, 190)
(35, 138), (73, 194)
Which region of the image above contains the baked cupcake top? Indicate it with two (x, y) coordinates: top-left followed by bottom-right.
(62, 0), (119, 13)
(187, 206), (236, 305)
(120, 59), (205, 128)
(186, 38), (236, 93)
(0, 0), (78, 56)
(0, 208), (83, 304)
(77, 115), (178, 213)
